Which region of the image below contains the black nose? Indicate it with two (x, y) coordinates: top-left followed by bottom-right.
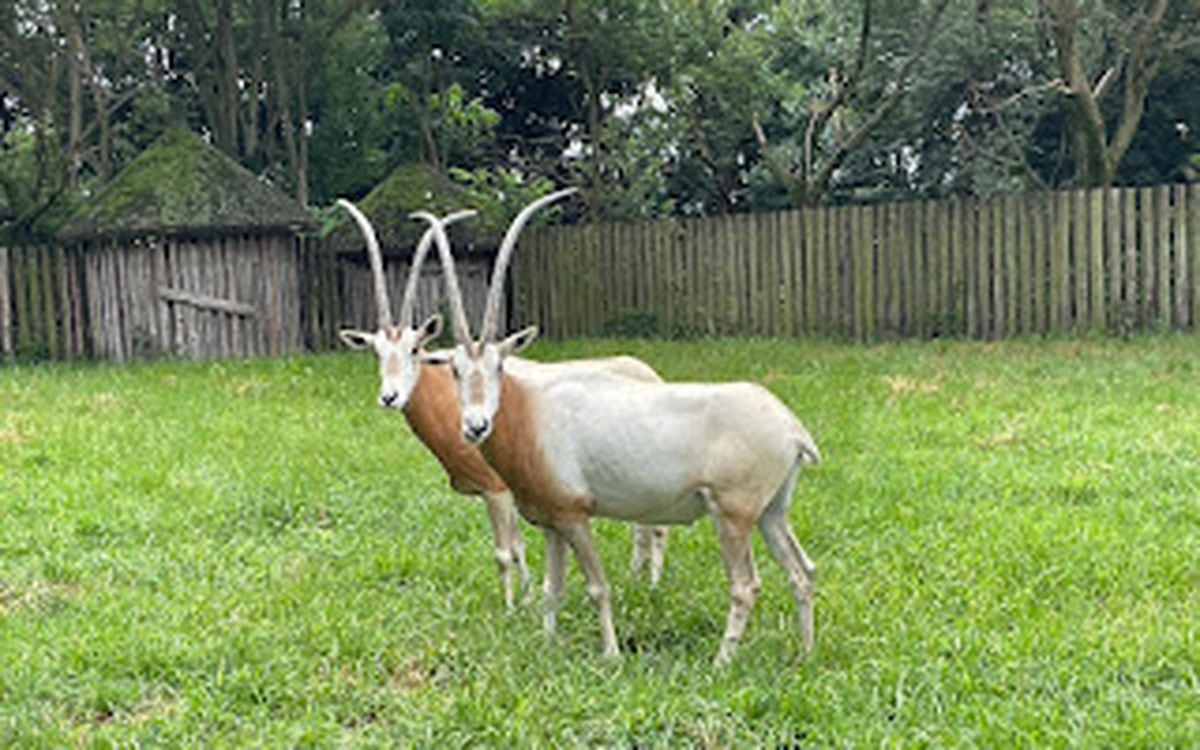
(380, 392), (398, 407)
(464, 417), (489, 441)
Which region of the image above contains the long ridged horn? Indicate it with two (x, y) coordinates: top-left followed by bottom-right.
(398, 209), (478, 326)
(337, 199), (392, 330)
(479, 187), (578, 342)
(411, 210), (472, 345)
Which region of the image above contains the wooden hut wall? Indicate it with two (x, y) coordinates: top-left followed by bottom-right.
(0, 243), (90, 360)
(81, 233), (303, 362)
(334, 254), (495, 335)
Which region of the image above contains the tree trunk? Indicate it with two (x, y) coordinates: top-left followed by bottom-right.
(66, 24), (84, 188)
(214, 0), (240, 155)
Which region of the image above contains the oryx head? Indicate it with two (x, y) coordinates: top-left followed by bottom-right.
(337, 199), (476, 410)
(417, 188), (578, 443)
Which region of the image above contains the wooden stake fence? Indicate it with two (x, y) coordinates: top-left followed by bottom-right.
(3, 184), (1198, 361)
(513, 185), (1200, 341)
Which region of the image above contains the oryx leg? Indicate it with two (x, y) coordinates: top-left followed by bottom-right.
(710, 501), (762, 667)
(630, 524), (669, 587)
(557, 521), (620, 659)
(506, 500), (532, 603)
(482, 489), (522, 610)
(542, 526), (568, 636)
(757, 470), (817, 655)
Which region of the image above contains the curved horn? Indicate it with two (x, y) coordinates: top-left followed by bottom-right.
(398, 209), (478, 326)
(411, 210), (472, 344)
(337, 199), (392, 330)
(480, 187), (579, 342)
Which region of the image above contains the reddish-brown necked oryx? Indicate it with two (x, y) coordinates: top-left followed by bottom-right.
(419, 189), (821, 664)
(336, 199), (668, 609)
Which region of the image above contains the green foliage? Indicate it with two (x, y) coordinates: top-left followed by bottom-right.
(0, 130), (84, 242)
(2, 338), (1199, 743)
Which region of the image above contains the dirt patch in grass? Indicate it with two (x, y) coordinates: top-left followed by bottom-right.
(884, 374), (943, 396)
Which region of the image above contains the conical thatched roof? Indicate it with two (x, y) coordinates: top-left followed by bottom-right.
(326, 164), (503, 256)
(58, 128), (315, 240)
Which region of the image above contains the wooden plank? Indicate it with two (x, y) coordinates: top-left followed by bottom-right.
(951, 200), (967, 336)
(1050, 191), (1068, 333)
(777, 210), (793, 337)
(836, 206), (848, 338)
(92, 247), (108, 360)
(1106, 189), (1122, 334)
(1088, 188), (1105, 332)
(856, 205), (873, 342)
(915, 201), (929, 337)
(717, 214), (733, 333)
(670, 220), (683, 335)
(842, 206), (856, 338)
(561, 226), (575, 338)
(571, 223), (585, 338)
(26, 245), (44, 355)
(512, 230), (530, 329)
(1015, 197), (1031, 335)
(692, 217), (709, 335)
(158, 286), (257, 316)
(883, 202), (899, 336)
(1030, 196), (1047, 334)
(913, 202), (928, 339)
(802, 208), (817, 336)
(759, 211), (774, 335)
(1139, 186), (1156, 328)
(1004, 196), (1019, 337)
(926, 201), (942, 336)
(81, 251), (95, 358)
(67, 246), (86, 357)
(868, 204), (881, 341)
(972, 199), (988, 338)
(215, 239), (231, 355)
(989, 197), (1003, 338)
(1192, 184), (1200, 331)
(958, 201), (973, 337)
(1124, 188), (1139, 330)
(848, 205), (862, 341)
(732, 216), (743, 335)
(670, 220), (686, 335)
(935, 202), (949, 337)
(122, 243), (143, 359)
(117, 244), (134, 362)
(1172, 184), (1189, 328)
(648, 220), (664, 336)
(752, 210), (767, 334)
(0, 246), (9, 357)
(595, 222), (609, 331)
(1156, 184), (1171, 328)
(51, 244), (69, 359)
(1071, 188), (1088, 333)
(658, 218), (671, 336)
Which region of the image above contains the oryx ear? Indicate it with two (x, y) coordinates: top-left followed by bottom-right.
(417, 313), (443, 346)
(420, 349), (453, 366)
(499, 325), (538, 356)
(339, 329), (375, 350)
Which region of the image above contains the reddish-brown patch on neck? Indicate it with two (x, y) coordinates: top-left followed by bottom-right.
(404, 364), (507, 495)
(479, 374), (591, 526)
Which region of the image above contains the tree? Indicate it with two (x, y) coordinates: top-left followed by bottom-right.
(750, 0), (954, 207)
(1040, 0), (1199, 187)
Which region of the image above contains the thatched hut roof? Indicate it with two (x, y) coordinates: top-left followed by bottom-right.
(325, 164), (506, 257)
(58, 128), (316, 241)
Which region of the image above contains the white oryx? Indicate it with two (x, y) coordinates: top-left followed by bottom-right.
(418, 189), (821, 664)
(336, 199), (667, 609)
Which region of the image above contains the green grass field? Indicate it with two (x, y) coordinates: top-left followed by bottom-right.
(2, 336), (1198, 746)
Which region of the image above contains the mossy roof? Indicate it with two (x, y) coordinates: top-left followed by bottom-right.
(326, 164), (503, 256)
(58, 128), (316, 240)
